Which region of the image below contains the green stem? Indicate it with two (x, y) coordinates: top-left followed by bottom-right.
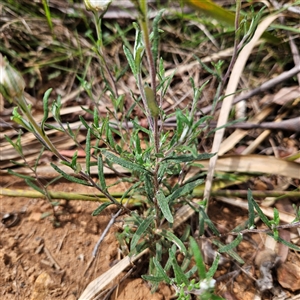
(137, 2), (161, 228)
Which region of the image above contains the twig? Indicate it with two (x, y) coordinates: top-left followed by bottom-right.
(44, 245), (62, 270)
(56, 229), (68, 253)
(200, 64), (300, 116)
(83, 208), (122, 277)
(92, 208), (122, 258)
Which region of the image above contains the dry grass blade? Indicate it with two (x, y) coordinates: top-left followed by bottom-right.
(78, 249), (149, 300)
(196, 154), (300, 179)
(203, 14), (282, 201)
(219, 104), (275, 155)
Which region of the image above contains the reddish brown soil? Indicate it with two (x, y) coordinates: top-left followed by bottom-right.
(1, 176), (300, 300)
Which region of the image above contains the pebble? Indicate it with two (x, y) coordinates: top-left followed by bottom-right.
(28, 212), (42, 222)
(30, 272), (53, 300)
(277, 262), (300, 292)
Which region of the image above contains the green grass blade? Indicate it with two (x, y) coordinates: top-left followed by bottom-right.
(42, 0), (53, 32)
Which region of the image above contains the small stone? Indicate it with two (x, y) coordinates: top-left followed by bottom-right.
(30, 272), (53, 300)
(73, 205), (82, 213)
(28, 212), (42, 222)
(59, 200), (67, 206)
(223, 207), (230, 214)
(277, 262), (300, 292)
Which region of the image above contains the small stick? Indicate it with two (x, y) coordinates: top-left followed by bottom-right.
(44, 245), (62, 270)
(56, 229), (68, 253)
(83, 208), (123, 277)
(92, 208), (123, 258)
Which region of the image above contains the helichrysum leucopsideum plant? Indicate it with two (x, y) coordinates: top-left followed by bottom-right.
(0, 0), (225, 298)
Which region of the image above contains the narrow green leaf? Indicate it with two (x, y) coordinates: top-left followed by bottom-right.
(123, 45), (136, 76)
(132, 118), (151, 135)
(51, 97), (62, 123)
(141, 275), (166, 283)
(180, 225), (191, 242)
(102, 150), (149, 174)
(156, 190), (174, 223)
(163, 153), (215, 163)
(156, 242), (163, 262)
(120, 181), (141, 204)
(184, 265), (198, 279)
(190, 236), (206, 279)
(33, 146), (45, 171)
(247, 189), (255, 229)
(252, 198), (271, 228)
(274, 234), (300, 252)
(206, 254), (220, 278)
(144, 174), (154, 202)
(25, 179), (44, 195)
(7, 169), (34, 180)
(105, 123), (115, 147)
(134, 131), (142, 155)
(212, 239), (244, 264)
(79, 115), (91, 130)
(273, 208), (279, 224)
(92, 202), (112, 216)
(180, 255), (192, 272)
(41, 88), (52, 129)
(152, 257), (171, 284)
(51, 163), (91, 186)
(160, 229), (187, 255)
(164, 244), (176, 272)
(5, 134), (21, 156)
(199, 206), (220, 236)
(169, 249), (189, 286)
(166, 179), (204, 204)
(130, 216), (154, 250)
(8, 160), (27, 167)
(134, 46), (144, 74)
(152, 9), (164, 70)
(158, 57), (165, 79)
(219, 233), (243, 253)
(86, 128), (91, 175)
(97, 155), (107, 191)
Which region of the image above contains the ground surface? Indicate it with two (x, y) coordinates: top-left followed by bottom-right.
(1, 175), (300, 300)
(1, 177), (175, 300)
(1, 0), (300, 299)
